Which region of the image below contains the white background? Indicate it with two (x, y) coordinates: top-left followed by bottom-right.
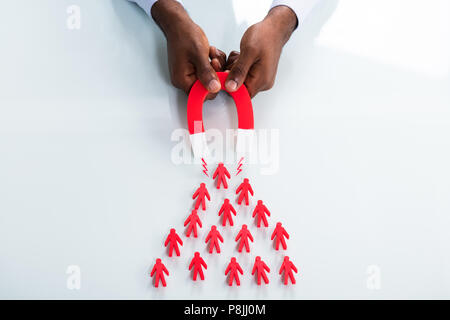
(0, 0), (449, 299)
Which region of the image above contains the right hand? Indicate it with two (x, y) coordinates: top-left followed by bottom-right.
(224, 5), (297, 98)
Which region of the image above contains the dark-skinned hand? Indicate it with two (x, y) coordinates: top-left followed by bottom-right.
(224, 6), (297, 98)
(152, 0), (226, 99)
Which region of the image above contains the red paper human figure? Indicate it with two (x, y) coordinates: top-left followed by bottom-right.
(279, 256), (298, 285)
(192, 183), (211, 210)
(252, 256), (270, 285)
(225, 257), (243, 286)
(189, 252), (207, 281)
(150, 258), (169, 288)
(184, 209), (202, 238)
(271, 222), (289, 250)
(213, 162), (231, 189)
(164, 228), (183, 257)
(252, 200), (270, 228)
(236, 178), (253, 205)
(205, 225), (224, 254)
(235, 224), (253, 253)
(218, 198), (237, 226)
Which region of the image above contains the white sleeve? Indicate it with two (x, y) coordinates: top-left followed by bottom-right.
(271, 0), (320, 25)
(128, 0), (183, 17)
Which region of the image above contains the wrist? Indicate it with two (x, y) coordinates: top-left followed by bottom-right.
(151, 0), (192, 38)
(265, 5), (297, 44)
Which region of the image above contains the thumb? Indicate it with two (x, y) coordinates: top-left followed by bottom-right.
(194, 57), (221, 93)
(225, 50), (255, 92)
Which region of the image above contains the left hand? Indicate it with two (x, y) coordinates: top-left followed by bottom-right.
(224, 6), (298, 98)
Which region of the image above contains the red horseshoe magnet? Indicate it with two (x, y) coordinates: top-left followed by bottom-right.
(187, 72), (255, 159)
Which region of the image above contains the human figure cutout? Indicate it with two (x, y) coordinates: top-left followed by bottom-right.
(150, 258), (169, 288)
(189, 252), (207, 281)
(279, 256), (298, 285)
(192, 183), (210, 210)
(164, 228), (183, 257)
(271, 222), (289, 250)
(205, 225), (224, 254)
(213, 162), (231, 189)
(252, 256), (270, 285)
(218, 198), (237, 226)
(236, 178), (253, 205)
(225, 257), (243, 286)
(184, 209), (202, 238)
(235, 224), (254, 253)
(252, 200), (270, 228)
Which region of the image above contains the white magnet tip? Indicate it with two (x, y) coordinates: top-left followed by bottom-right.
(190, 132), (209, 159)
(236, 128), (254, 158)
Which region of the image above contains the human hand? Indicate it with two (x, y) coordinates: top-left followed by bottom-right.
(224, 6), (298, 98)
(151, 0), (226, 99)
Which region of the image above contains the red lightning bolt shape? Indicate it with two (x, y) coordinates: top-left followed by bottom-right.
(201, 158), (208, 177)
(236, 157), (244, 176)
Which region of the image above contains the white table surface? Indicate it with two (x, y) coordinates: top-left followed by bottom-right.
(0, 0), (449, 299)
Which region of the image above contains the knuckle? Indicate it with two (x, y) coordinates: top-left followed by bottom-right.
(170, 75), (182, 89)
(265, 79), (275, 90)
(170, 74), (190, 93)
(217, 49), (226, 58)
(230, 50), (240, 57)
(261, 75), (275, 90)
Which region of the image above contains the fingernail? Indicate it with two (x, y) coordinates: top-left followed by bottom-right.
(208, 79), (221, 92)
(226, 80), (237, 91)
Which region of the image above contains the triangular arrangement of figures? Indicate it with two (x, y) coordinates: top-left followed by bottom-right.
(150, 163), (298, 288)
